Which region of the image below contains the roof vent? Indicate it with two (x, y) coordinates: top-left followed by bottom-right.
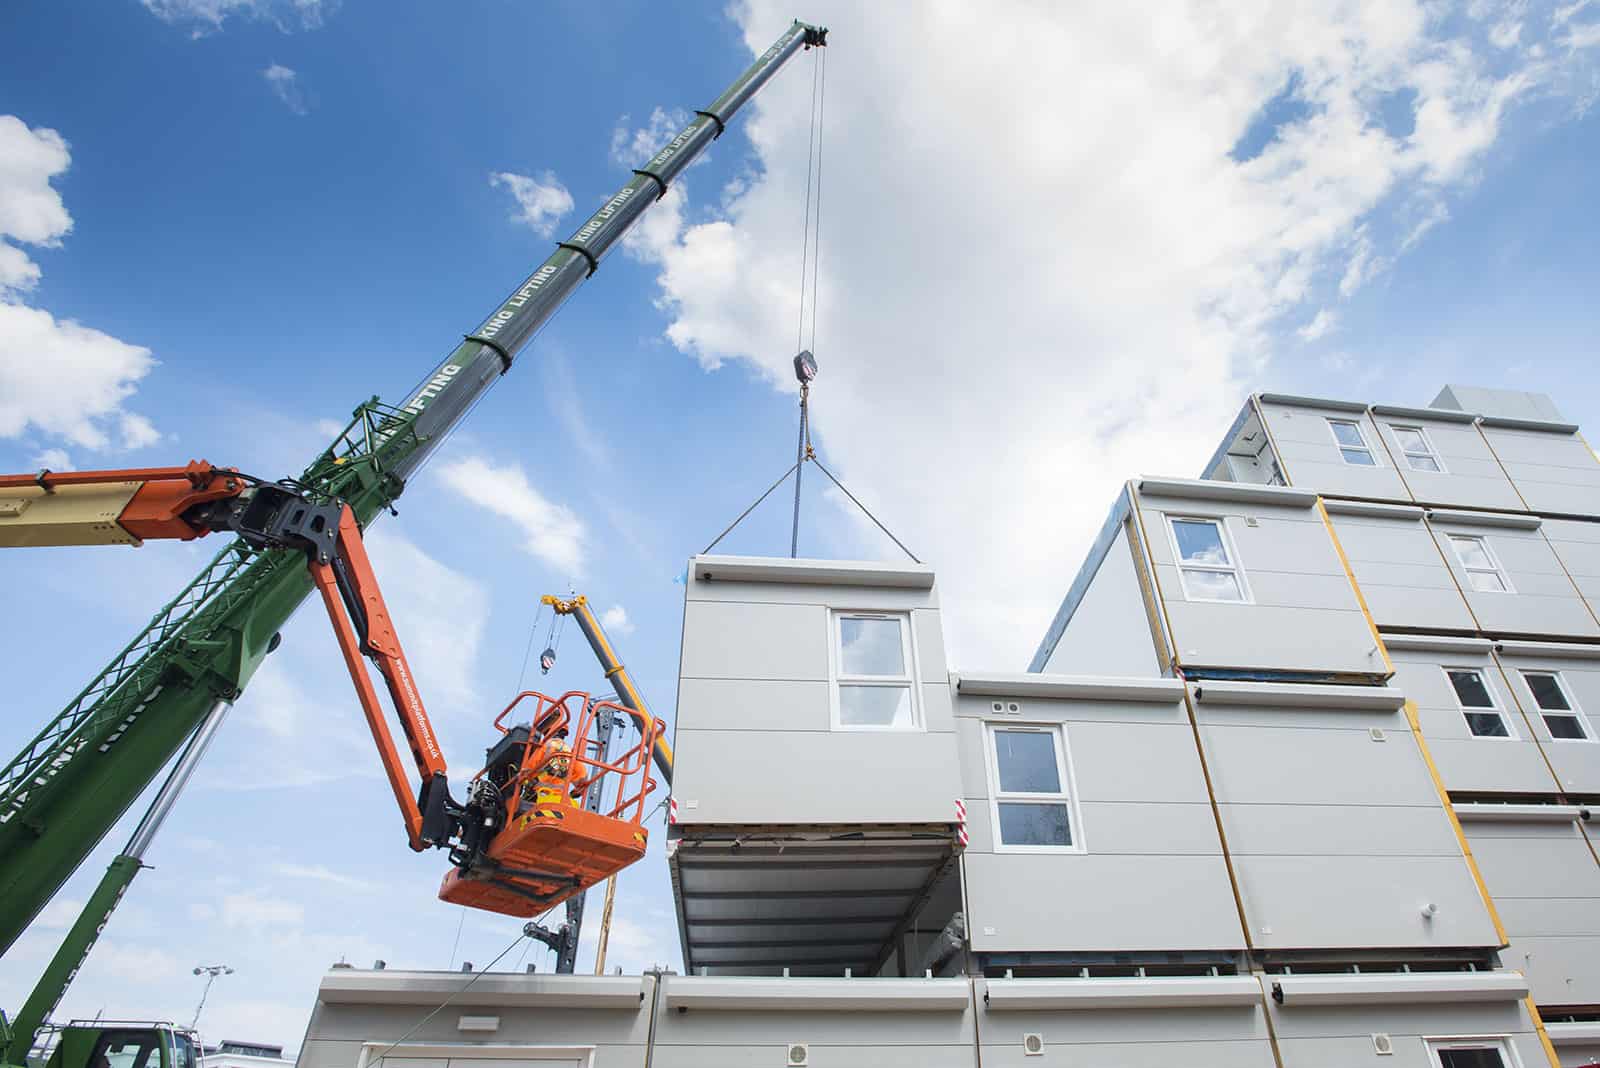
(786, 1042), (809, 1066)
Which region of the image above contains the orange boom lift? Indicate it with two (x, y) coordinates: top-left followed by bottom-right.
(0, 462), (662, 914)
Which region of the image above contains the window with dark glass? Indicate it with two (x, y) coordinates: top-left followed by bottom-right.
(1446, 668), (1513, 738)
(1523, 671), (1590, 741)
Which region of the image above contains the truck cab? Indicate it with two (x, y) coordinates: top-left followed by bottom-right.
(40, 1023), (198, 1068)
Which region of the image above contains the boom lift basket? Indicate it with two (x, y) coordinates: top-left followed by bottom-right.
(439, 690), (662, 917)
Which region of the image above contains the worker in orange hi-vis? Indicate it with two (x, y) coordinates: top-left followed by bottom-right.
(523, 731), (582, 810)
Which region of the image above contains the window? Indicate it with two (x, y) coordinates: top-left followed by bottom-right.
(830, 612), (919, 730)
(987, 724), (1079, 851)
(1393, 425), (1445, 473)
(1446, 668), (1515, 738)
(1426, 1038), (1514, 1068)
(1522, 671), (1591, 741)
(1168, 517), (1248, 602)
(1328, 418), (1378, 466)
(1447, 533), (1512, 593)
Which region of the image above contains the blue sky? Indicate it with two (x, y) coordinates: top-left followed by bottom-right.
(3, 0), (1599, 1047)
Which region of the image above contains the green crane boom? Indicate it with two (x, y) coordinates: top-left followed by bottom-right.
(0, 17), (826, 1021)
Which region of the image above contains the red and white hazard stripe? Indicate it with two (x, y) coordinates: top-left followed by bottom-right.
(954, 798), (969, 848)
(668, 796), (679, 825)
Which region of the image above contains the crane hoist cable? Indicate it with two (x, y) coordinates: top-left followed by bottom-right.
(789, 44), (827, 555)
(699, 350), (920, 564)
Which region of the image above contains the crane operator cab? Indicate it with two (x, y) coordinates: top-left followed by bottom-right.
(439, 690), (663, 917)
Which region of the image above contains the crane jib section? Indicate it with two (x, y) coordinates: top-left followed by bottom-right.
(394, 19), (824, 478)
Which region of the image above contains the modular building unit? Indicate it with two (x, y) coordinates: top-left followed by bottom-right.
(1382, 635), (1558, 796)
(1456, 805), (1600, 1009)
(1187, 680), (1500, 953)
(951, 673), (1245, 962)
(667, 555), (964, 979)
(1033, 476), (1391, 682)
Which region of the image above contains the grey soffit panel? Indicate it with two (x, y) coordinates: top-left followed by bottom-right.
(1189, 680), (1404, 710)
(1257, 392), (1369, 414)
(315, 971), (647, 1007)
(690, 554), (936, 589)
(671, 835), (955, 977)
(1547, 1022), (1600, 1044)
(1371, 404), (1479, 424)
(1269, 971), (1528, 1005)
(1478, 414), (1582, 434)
(1496, 640), (1600, 659)
(981, 975), (1262, 1010)
(954, 673), (1183, 703)
(1453, 803), (1590, 823)
(1381, 634), (1495, 654)
(661, 975), (970, 1011)
(1135, 476), (1321, 507)
(1425, 508), (1543, 531)
(1322, 499), (1427, 520)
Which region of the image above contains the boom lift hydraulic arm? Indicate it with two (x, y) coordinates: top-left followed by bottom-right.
(0, 465), (458, 851)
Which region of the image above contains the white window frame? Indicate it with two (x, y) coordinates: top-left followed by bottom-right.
(1327, 417), (1380, 467)
(1446, 533), (1515, 594)
(1166, 515), (1252, 604)
(1519, 670), (1593, 742)
(827, 610), (922, 732)
(984, 722), (1084, 854)
(1423, 1035), (1522, 1068)
(1443, 666), (1518, 740)
(1392, 424), (1448, 474)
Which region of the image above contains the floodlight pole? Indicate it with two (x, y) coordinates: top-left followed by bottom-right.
(190, 963), (233, 1031)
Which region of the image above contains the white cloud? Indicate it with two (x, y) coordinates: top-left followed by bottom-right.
(35, 897), (85, 930)
(600, 604), (635, 635)
(0, 115), (161, 453)
(141, 0), (332, 35)
(31, 447), (72, 471)
(364, 525), (489, 710)
(630, 2), (1597, 666)
(221, 889), (305, 929)
(490, 171), (575, 238)
(0, 114), (71, 294)
(610, 107), (692, 168)
(436, 454), (587, 575)
(263, 63), (309, 115)
(270, 861), (378, 892)
(1298, 308), (1337, 341)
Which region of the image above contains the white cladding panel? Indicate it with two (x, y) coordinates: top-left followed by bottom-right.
(1543, 518), (1600, 618)
(1324, 511), (1475, 631)
(975, 982), (1275, 1068)
(1192, 687), (1496, 950)
(1268, 996), (1543, 1068)
(954, 689), (1245, 953)
(1494, 648), (1600, 794)
(1480, 422), (1600, 516)
(648, 984), (976, 1068)
(1371, 413), (1525, 511)
(298, 973), (653, 1068)
(1426, 515), (1600, 638)
(673, 562), (958, 826)
(1042, 525), (1163, 677)
(1137, 489), (1381, 676)
(1257, 400), (1413, 500)
(1385, 649), (1556, 794)
(1464, 816), (1600, 1004)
